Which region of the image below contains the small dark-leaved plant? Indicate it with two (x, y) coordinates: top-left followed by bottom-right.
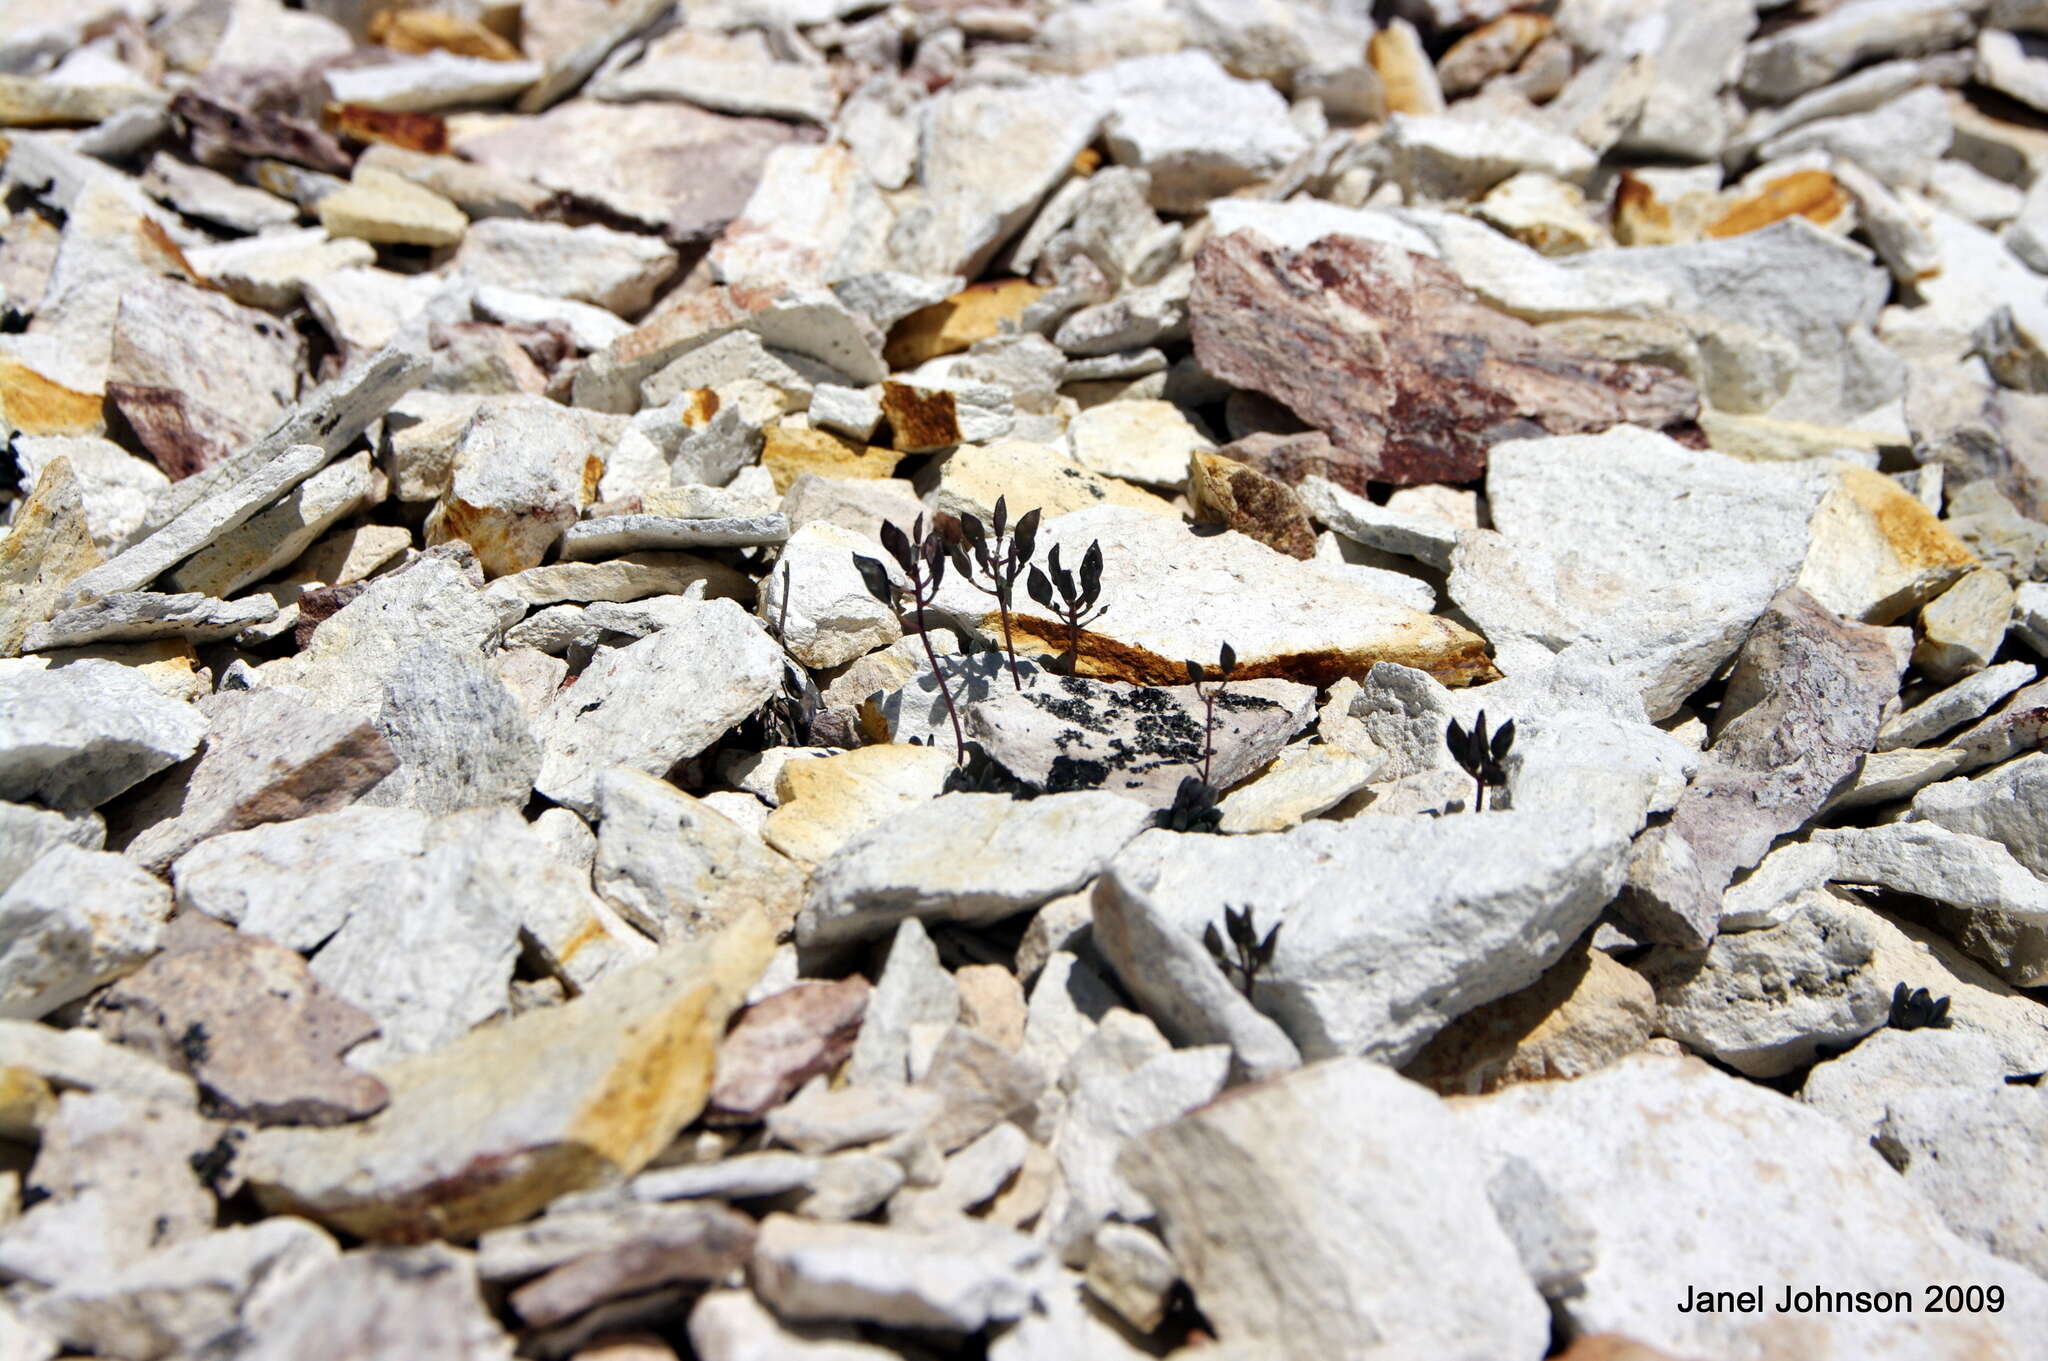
(1155, 774), (1223, 833)
(1888, 983), (1952, 1031)
(1185, 642), (1238, 788)
(1445, 710), (1514, 812)
(1204, 904), (1280, 1001)
(854, 515), (966, 764)
(1025, 540), (1107, 678)
(948, 496), (1042, 691)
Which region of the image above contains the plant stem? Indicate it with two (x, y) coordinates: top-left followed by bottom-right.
(911, 588), (966, 763)
(1201, 686), (1216, 787)
(1473, 773), (1486, 813)
(994, 577), (1022, 690)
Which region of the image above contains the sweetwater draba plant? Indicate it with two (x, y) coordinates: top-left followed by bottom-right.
(1888, 983), (1952, 1030)
(1185, 642), (1238, 787)
(1204, 904), (1281, 1001)
(1156, 775), (1224, 833)
(855, 515), (966, 764)
(1026, 540), (1107, 677)
(1446, 710), (1515, 812)
(948, 496), (1042, 691)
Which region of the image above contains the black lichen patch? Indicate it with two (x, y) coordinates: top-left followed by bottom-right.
(1045, 754), (1111, 791)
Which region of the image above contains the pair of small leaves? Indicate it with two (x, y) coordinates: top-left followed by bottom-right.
(1185, 642), (1238, 686)
(955, 496), (1042, 582)
(1202, 904), (1280, 1000)
(1446, 710), (1515, 786)
(1888, 983), (1952, 1031)
(1154, 774), (1222, 833)
(855, 514), (950, 607)
(1026, 540), (1104, 613)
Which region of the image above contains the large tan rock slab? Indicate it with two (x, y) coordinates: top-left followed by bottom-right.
(241, 912), (774, 1242)
(936, 506), (1495, 689)
(0, 457), (100, 657)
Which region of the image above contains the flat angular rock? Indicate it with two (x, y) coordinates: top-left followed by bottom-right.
(0, 456), (102, 658)
(935, 506), (1495, 690)
(1110, 799), (1640, 1065)
(184, 228), (377, 312)
(23, 591), (275, 651)
(1643, 890), (1891, 1077)
(454, 219), (678, 315)
(1405, 941), (1655, 1096)
(1062, 398), (1210, 488)
(509, 1204), (757, 1328)
(1797, 463), (1977, 625)
(0, 1090), (217, 1285)
(425, 396), (608, 579)
(1454, 428), (1830, 718)
(1191, 230), (1696, 486)
(844, 917), (958, 1088)
(533, 599), (784, 817)
(879, 378), (1013, 452)
(689, 1288), (900, 1361)
(593, 768), (805, 945)
(798, 791), (1156, 951)
(761, 745), (953, 868)
(1621, 589), (1905, 949)
(1910, 749), (2048, 878)
(1298, 475), (1460, 572)
(1875, 1085), (2048, 1276)
(1120, 1058), (1548, 1361)
(88, 919), (388, 1127)
(923, 439), (1171, 526)
(1091, 870), (1302, 1083)
(1186, 449), (1315, 559)
(592, 26), (837, 123)
(1802, 1026), (2009, 1141)
(751, 1214), (1043, 1332)
(119, 687), (398, 872)
(106, 276), (304, 480)
(886, 79), (1102, 279)
(0, 659), (205, 811)
(326, 51), (542, 112)
(10, 437), (168, 553)
(1093, 51), (1307, 212)
(23, 1218), (339, 1361)
(965, 672), (1316, 806)
(1454, 1055), (2048, 1360)
(227, 1243), (513, 1361)
(1914, 567), (2013, 682)
(562, 512), (788, 561)
(1822, 821), (2048, 986)
(241, 913), (771, 1241)
(1380, 111), (1597, 203)
(755, 521), (901, 670)
(707, 978), (869, 1125)
(1741, 0), (1982, 102)
(0, 845), (170, 1020)
(455, 98), (801, 243)
(166, 452), (378, 599)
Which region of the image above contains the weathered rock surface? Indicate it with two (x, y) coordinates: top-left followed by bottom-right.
(1190, 230), (1698, 485)
(0, 659), (206, 812)
(0, 844), (171, 1020)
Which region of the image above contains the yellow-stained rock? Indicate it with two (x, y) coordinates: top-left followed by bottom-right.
(927, 438), (1174, 525)
(761, 425), (899, 493)
(0, 358), (104, 437)
(1706, 168), (1853, 239)
(1797, 463), (1978, 624)
(0, 1065), (56, 1139)
(1405, 943), (1656, 1095)
(1188, 449), (1317, 560)
(885, 279), (1046, 370)
(1698, 409), (1892, 464)
(0, 458), (101, 657)
(317, 166), (468, 248)
(368, 8), (523, 60)
(1368, 20), (1445, 116)
(243, 911), (774, 1243)
(762, 744), (954, 865)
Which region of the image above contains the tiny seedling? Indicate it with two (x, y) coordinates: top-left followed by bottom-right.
(1445, 710), (1515, 812)
(949, 496), (1042, 691)
(1185, 642), (1238, 788)
(1025, 540), (1107, 677)
(1888, 983), (1952, 1031)
(1203, 904), (1281, 1001)
(855, 515), (967, 763)
(1155, 774), (1223, 833)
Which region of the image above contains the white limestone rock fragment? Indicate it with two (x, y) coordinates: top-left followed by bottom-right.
(752, 520), (900, 670)
(0, 845), (169, 1020)
(1455, 1054), (2048, 1359)
(689, 1288), (899, 1361)
(1741, 0), (1984, 102)
(1720, 840), (1840, 932)
(1878, 661), (2038, 749)
(798, 791), (1156, 951)
(845, 917), (959, 1088)
(1092, 51), (1307, 212)
(325, 51), (542, 112)
(357, 640), (541, 815)
(454, 218), (677, 315)
(0, 659), (205, 811)
(1802, 1026), (2009, 1141)
(166, 451), (378, 599)
(1109, 796), (1644, 1065)
(1061, 398), (1210, 488)
(532, 598), (784, 817)
(1875, 1085), (2048, 1276)
(23, 591), (275, 651)
(1119, 1058), (1549, 1361)
(592, 767), (803, 946)
(751, 1214), (1043, 1332)
(1915, 567), (2014, 682)
(1757, 85), (1954, 189)
(1380, 112), (1597, 203)
(1298, 475), (1459, 571)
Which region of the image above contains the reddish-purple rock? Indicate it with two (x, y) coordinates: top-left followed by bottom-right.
(705, 977), (870, 1124)
(1190, 230), (1699, 486)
